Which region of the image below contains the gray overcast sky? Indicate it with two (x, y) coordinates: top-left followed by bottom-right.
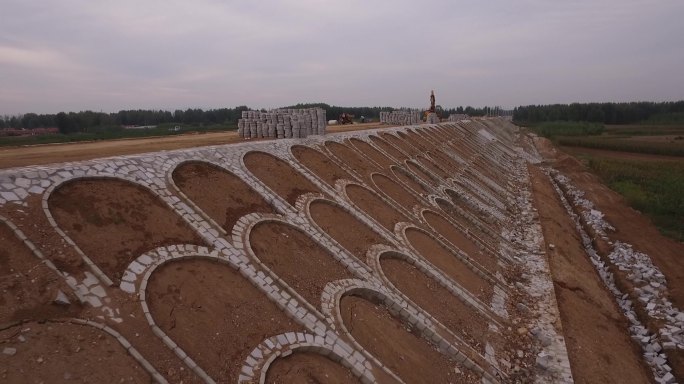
(1, 0), (683, 115)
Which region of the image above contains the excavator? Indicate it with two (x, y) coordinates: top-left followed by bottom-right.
(424, 90), (437, 121)
(338, 113), (354, 125)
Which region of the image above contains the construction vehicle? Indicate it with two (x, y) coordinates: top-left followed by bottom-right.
(424, 90), (437, 121)
(338, 113), (354, 125)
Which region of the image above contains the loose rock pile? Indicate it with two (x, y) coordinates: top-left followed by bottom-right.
(379, 110), (422, 125)
(548, 170), (682, 383)
(237, 108), (326, 139)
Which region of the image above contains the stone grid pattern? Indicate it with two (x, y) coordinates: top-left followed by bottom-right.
(0, 120), (572, 383)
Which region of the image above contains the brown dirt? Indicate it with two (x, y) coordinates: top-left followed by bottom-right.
(426, 150), (462, 175)
(379, 256), (490, 352)
(325, 141), (380, 182)
(344, 185), (409, 232)
(291, 145), (354, 186)
(396, 132), (423, 153)
(405, 130), (435, 152)
(249, 222), (355, 309)
(405, 228), (493, 302)
(308, 200), (389, 264)
(368, 135), (406, 161)
(0, 321), (149, 383)
(380, 133), (418, 157)
(416, 155), (451, 179)
(434, 197), (496, 248)
(422, 210), (500, 273)
(147, 258), (304, 382)
(243, 151), (323, 206)
(0, 222), (81, 324)
(371, 173), (423, 211)
(0, 123), (397, 171)
(49, 178), (206, 283)
(340, 295), (479, 383)
(536, 137), (684, 377)
(264, 351), (361, 384)
(389, 166), (430, 195)
(444, 188), (499, 228)
(406, 161), (440, 187)
(172, 161), (275, 232)
(528, 165), (653, 384)
(348, 138), (395, 169)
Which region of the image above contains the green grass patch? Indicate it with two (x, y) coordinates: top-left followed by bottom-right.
(603, 124), (684, 136)
(527, 121), (604, 138)
(0, 123), (237, 148)
(557, 136), (684, 157)
(585, 156), (684, 241)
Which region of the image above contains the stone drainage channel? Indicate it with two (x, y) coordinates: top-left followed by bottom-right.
(0, 120), (575, 383)
(545, 168), (681, 384)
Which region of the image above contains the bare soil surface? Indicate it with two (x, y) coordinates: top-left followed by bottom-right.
(344, 184), (409, 232)
(264, 351), (361, 384)
(371, 173), (423, 211)
(389, 166), (431, 196)
(0, 123), (392, 170)
(379, 133), (419, 157)
(49, 178), (206, 283)
(406, 161), (440, 187)
(379, 256), (490, 352)
(416, 155), (451, 180)
(405, 228), (493, 302)
(340, 295), (478, 384)
(422, 210), (500, 273)
(444, 188), (499, 228)
(291, 145), (354, 186)
(243, 151), (323, 206)
(325, 141), (380, 182)
(147, 258), (305, 382)
(349, 138), (396, 169)
(368, 135), (406, 161)
(249, 222), (355, 309)
(528, 165), (653, 384)
(435, 198), (497, 248)
(172, 161), (276, 232)
(0, 321), (149, 383)
(309, 200), (389, 265)
(0, 222), (81, 324)
(536, 136), (684, 377)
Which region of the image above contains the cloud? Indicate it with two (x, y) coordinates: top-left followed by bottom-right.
(1, 0), (683, 114)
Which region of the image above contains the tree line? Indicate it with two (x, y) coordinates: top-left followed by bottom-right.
(1, 103), (496, 134)
(513, 101), (684, 125)
(0, 107), (252, 134)
(284, 103), (491, 119)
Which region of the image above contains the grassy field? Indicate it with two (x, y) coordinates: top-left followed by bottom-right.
(578, 155), (684, 241)
(523, 120), (684, 241)
(523, 121), (684, 157)
(0, 123), (237, 148)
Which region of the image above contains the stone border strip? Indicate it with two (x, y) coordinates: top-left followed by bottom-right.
(321, 279), (503, 383)
(548, 168), (681, 382)
(241, 334), (376, 384)
(0, 318), (167, 383)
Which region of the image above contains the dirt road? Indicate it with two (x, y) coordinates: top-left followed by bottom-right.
(0, 123), (390, 170)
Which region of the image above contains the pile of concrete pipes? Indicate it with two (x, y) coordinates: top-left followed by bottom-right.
(447, 114), (469, 122)
(237, 108), (326, 139)
(426, 112), (440, 124)
(379, 110), (422, 125)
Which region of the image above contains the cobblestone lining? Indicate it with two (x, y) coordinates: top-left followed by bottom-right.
(0, 121), (576, 383)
